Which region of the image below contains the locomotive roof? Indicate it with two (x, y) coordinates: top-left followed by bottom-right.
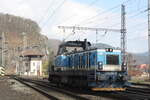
(58, 48), (121, 56)
(56, 39), (121, 56)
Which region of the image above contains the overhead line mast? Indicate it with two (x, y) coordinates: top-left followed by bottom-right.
(148, 0), (150, 81)
(121, 5), (126, 65)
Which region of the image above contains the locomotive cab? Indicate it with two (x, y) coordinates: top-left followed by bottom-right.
(89, 48), (128, 91)
(96, 49), (122, 71)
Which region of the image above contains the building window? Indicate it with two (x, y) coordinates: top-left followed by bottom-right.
(25, 63), (28, 66)
(33, 62), (35, 66)
(37, 62), (40, 70)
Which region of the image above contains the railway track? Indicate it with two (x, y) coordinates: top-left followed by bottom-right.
(116, 90), (150, 100)
(127, 86), (150, 94)
(13, 76), (90, 100)
(131, 83), (150, 87)
(12, 76), (150, 100)
(115, 84), (150, 100)
(13, 76), (127, 100)
(80, 83), (150, 100)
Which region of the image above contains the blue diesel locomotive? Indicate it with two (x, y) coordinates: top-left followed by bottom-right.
(48, 39), (128, 91)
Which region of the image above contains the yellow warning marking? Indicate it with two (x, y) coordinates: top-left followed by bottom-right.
(91, 88), (126, 91)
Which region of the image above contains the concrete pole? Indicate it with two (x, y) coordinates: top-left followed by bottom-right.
(1, 32), (5, 67)
(22, 32), (27, 75)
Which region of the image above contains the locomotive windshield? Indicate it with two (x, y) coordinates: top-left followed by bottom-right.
(106, 55), (119, 65)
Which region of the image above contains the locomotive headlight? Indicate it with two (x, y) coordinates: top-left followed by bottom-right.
(98, 61), (103, 70)
(123, 66), (127, 70)
(122, 62), (127, 71)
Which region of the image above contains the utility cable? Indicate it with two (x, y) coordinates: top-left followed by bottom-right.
(39, 0), (55, 24)
(78, 0), (132, 26)
(55, 0), (101, 26)
(42, 0), (67, 28)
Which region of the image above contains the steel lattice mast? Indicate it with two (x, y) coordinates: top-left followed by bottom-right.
(121, 4), (126, 64)
(148, 0), (150, 81)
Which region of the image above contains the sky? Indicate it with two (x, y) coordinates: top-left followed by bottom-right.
(0, 0), (148, 53)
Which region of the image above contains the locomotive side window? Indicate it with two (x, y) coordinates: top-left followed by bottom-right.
(68, 56), (71, 67)
(78, 55), (80, 69)
(94, 54), (96, 66)
(86, 53), (89, 69)
(79, 55), (82, 68)
(106, 55), (119, 65)
(89, 52), (91, 68)
(83, 53), (86, 68)
(72, 55), (74, 68)
(85, 53), (87, 68)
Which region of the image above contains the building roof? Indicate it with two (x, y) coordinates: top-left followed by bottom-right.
(20, 49), (44, 57)
(138, 64), (148, 69)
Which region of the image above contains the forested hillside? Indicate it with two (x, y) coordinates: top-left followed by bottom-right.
(0, 13), (47, 73)
(0, 13), (43, 48)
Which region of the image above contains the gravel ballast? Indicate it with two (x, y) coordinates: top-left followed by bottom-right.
(0, 76), (49, 100)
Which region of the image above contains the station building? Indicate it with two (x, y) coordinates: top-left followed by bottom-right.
(19, 49), (44, 76)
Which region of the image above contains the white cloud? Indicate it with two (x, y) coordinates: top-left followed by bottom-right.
(14, 4), (34, 18)
(0, 0), (33, 19)
(41, 0), (99, 40)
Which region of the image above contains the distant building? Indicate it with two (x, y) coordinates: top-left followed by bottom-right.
(128, 64), (149, 81)
(19, 49), (44, 76)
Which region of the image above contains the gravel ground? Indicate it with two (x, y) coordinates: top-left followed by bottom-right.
(0, 76), (49, 100)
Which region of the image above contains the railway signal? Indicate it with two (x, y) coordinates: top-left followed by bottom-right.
(0, 66), (5, 76)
